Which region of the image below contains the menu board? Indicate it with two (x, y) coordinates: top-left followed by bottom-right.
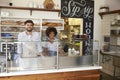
(61, 0), (94, 55)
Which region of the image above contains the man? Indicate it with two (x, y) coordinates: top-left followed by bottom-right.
(17, 20), (43, 58)
(17, 20), (44, 69)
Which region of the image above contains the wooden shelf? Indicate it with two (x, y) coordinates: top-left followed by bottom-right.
(99, 9), (120, 19)
(111, 34), (120, 37)
(0, 25), (40, 27)
(0, 6), (61, 15)
(110, 44), (120, 47)
(111, 24), (120, 26)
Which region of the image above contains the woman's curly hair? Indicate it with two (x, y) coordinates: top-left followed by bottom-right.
(46, 27), (57, 37)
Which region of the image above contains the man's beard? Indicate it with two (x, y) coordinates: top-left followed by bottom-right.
(26, 29), (33, 32)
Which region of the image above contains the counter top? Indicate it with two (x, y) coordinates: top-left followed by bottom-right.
(101, 51), (120, 57)
(0, 66), (102, 77)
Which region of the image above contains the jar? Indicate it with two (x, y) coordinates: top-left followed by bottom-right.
(117, 14), (120, 20)
(43, 0), (55, 9)
(99, 6), (109, 12)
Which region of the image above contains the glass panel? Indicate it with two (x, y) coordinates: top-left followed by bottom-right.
(0, 40), (100, 73)
(93, 40), (100, 66)
(0, 41), (57, 72)
(59, 40), (100, 68)
(17, 41), (57, 71)
(0, 41), (6, 73)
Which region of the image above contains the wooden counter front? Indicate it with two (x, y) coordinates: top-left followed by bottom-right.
(0, 69), (100, 80)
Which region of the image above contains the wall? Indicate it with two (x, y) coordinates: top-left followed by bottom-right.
(0, 0), (10, 6)
(94, 0), (104, 48)
(105, 0), (120, 11)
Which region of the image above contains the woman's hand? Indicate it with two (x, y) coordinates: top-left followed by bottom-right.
(58, 47), (65, 56)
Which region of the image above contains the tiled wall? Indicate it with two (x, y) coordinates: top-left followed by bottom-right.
(101, 14), (117, 36)
(101, 13), (120, 49)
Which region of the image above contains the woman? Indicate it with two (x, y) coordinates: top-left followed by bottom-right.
(43, 27), (64, 56)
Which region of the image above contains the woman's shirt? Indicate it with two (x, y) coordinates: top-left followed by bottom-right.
(43, 38), (60, 56)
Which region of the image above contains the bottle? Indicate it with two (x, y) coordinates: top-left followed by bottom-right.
(28, 2), (33, 7)
(33, 3), (38, 8)
(68, 48), (72, 56)
(8, 52), (11, 61)
(71, 48), (75, 54)
(0, 62), (5, 72)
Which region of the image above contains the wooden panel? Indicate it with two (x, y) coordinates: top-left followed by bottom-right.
(113, 56), (120, 67)
(0, 69), (100, 80)
(99, 9), (120, 19)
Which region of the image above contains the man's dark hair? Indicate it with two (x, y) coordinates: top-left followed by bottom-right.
(46, 27), (57, 37)
(24, 20), (34, 25)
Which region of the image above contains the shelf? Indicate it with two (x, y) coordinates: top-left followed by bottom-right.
(0, 6), (61, 15)
(1, 37), (17, 39)
(111, 34), (120, 37)
(111, 24), (120, 26)
(1, 32), (20, 33)
(0, 25), (40, 27)
(99, 9), (120, 19)
(110, 44), (120, 47)
(1, 31), (40, 33)
(0, 16), (41, 19)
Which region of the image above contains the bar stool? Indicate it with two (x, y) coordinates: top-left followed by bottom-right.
(113, 56), (120, 80)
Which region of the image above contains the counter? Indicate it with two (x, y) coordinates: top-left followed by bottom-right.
(0, 66), (101, 80)
(101, 51), (120, 76)
(0, 66), (102, 77)
(101, 51), (120, 57)
(0, 55), (101, 79)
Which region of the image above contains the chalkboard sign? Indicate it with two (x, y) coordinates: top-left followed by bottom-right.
(61, 0), (94, 55)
